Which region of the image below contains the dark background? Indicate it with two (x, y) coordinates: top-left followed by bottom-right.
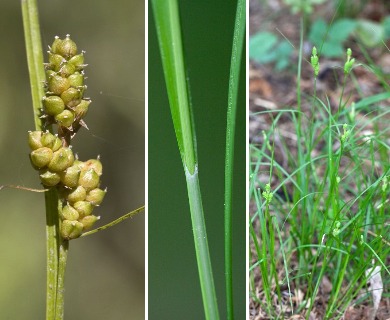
(148, 1), (246, 319)
(0, 1), (145, 319)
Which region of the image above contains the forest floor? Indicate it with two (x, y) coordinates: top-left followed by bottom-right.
(249, 0), (390, 319)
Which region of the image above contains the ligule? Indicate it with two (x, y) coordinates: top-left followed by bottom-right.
(28, 35), (105, 240)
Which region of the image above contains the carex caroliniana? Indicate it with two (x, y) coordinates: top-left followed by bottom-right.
(28, 35), (106, 240)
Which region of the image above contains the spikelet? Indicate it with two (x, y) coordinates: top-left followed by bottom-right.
(28, 36), (105, 239)
(44, 35), (90, 140)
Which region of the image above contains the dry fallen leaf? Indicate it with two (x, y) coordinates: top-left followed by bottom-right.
(365, 265), (383, 320)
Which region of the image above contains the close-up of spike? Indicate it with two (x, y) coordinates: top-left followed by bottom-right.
(43, 35), (91, 144)
(1, 1), (144, 319)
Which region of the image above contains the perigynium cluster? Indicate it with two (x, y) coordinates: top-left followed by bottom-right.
(28, 35), (106, 240)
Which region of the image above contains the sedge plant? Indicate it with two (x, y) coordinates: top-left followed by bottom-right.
(250, 10), (389, 320)
(16, 0), (145, 319)
(151, 0), (245, 319)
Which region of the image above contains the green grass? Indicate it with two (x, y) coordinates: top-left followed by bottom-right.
(151, 0), (245, 319)
(249, 15), (389, 320)
(151, 1), (219, 318)
(224, 1), (245, 318)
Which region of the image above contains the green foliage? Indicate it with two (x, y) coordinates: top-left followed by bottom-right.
(309, 16), (390, 57)
(309, 18), (356, 57)
(252, 14), (390, 70)
(249, 32), (293, 70)
(250, 33), (390, 318)
(355, 19), (384, 47)
(384, 16), (390, 38)
(283, 0), (326, 14)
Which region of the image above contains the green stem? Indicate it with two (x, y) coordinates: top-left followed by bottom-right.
(152, 1), (219, 318)
(81, 206), (145, 237)
(45, 192), (61, 320)
(224, 0), (245, 319)
(186, 166), (220, 320)
(55, 240), (69, 320)
(151, 0), (196, 174)
(21, 1), (60, 319)
(21, 0), (46, 129)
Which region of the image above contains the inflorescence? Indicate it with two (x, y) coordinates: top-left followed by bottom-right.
(28, 35), (106, 240)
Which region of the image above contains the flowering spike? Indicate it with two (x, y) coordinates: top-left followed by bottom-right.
(262, 183), (273, 204)
(28, 36), (106, 239)
(310, 46), (320, 77)
(344, 48), (355, 75)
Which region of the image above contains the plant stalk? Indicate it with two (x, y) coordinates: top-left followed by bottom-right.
(151, 0), (196, 174)
(152, 0), (220, 318)
(21, 1), (61, 318)
(224, 0), (245, 318)
(81, 206), (145, 237)
(186, 166), (220, 320)
(55, 240), (69, 320)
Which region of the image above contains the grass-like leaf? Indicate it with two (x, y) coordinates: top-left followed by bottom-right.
(224, 0), (245, 319)
(151, 1), (219, 319)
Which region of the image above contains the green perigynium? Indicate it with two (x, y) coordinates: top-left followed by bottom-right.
(85, 187), (106, 205)
(30, 147), (53, 168)
(39, 169), (61, 187)
(65, 185), (87, 203)
(28, 35), (105, 240)
(61, 220), (84, 240)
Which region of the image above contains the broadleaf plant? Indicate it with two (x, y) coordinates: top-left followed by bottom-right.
(249, 31), (293, 70)
(309, 18), (357, 57)
(283, 0), (326, 14)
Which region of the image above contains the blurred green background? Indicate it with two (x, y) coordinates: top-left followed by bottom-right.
(149, 1), (246, 319)
(0, 1), (144, 319)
